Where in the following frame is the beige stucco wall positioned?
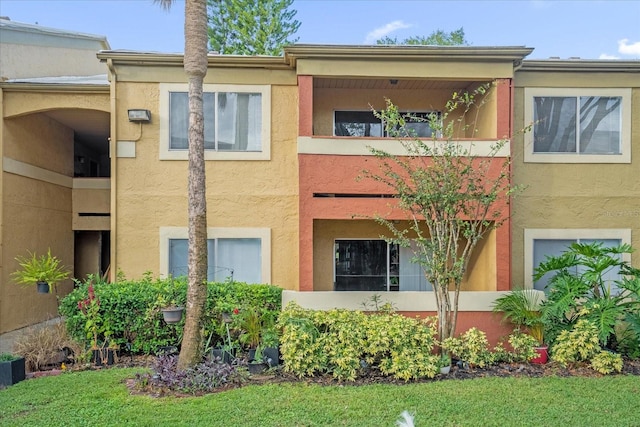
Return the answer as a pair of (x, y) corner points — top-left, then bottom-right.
(2, 92), (110, 118)
(511, 74), (640, 286)
(312, 219), (496, 291)
(1, 113), (74, 333)
(111, 72), (300, 289)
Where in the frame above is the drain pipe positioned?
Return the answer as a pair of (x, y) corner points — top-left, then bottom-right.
(106, 58), (118, 282)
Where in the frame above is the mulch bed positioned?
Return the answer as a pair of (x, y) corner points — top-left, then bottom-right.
(104, 354), (640, 397)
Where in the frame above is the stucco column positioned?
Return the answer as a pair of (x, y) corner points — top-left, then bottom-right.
(298, 215), (314, 291)
(298, 75), (313, 137)
(496, 218), (511, 291)
(495, 78), (511, 139)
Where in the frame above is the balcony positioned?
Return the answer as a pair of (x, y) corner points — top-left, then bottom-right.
(297, 77), (512, 158)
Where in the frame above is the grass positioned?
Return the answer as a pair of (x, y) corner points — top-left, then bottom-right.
(1, 368), (639, 426)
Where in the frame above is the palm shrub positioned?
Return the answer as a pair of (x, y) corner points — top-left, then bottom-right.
(493, 288), (545, 345)
(534, 242), (640, 357)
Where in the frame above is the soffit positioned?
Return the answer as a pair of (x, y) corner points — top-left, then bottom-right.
(314, 78), (475, 90)
(45, 109), (110, 153)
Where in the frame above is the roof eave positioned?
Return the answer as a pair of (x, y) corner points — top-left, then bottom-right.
(284, 44), (535, 66)
(0, 82), (110, 93)
(97, 50), (290, 70)
(521, 59), (640, 72)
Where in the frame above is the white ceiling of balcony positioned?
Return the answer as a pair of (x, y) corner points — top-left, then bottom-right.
(314, 78), (476, 90)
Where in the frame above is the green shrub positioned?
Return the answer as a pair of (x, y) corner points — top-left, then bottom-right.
(496, 330), (538, 363)
(550, 319), (625, 375)
(277, 303), (439, 381)
(551, 319), (602, 366)
(442, 327), (493, 368)
(59, 274), (282, 355)
(590, 351), (623, 374)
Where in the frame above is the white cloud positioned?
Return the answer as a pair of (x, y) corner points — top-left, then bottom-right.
(364, 20), (412, 44)
(618, 39), (640, 56)
(599, 53), (620, 60)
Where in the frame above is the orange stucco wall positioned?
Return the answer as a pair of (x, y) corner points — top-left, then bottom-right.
(406, 311), (515, 346)
(298, 154), (510, 292)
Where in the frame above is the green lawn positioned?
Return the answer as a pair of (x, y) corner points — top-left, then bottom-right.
(1, 368), (639, 426)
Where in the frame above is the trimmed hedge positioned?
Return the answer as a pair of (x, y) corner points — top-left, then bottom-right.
(59, 274), (282, 355)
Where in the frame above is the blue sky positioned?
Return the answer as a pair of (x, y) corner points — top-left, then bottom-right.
(1, 0), (639, 59)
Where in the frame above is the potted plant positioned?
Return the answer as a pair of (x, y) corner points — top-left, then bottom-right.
(239, 307), (262, 351)
(0, 353), (26, 387)
(157, 295), (184, 325)
(493, 288), (547, 363)
(261, 323), (280, 368)
(11, 249), (70, 293)
(210, 309), (238, 365)
(439, 353), (451, 374)
(247, 346), (268, 375)
(156, 278), (185, 325)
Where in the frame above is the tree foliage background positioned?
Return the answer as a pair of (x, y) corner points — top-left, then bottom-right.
(207, 0), (300, 55)
(377, 27), (468, 46)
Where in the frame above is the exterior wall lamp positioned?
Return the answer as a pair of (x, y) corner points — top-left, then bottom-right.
(127, 109), (151, 122)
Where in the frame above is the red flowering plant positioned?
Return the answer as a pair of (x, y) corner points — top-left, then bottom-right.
(77, 283), (111, 349)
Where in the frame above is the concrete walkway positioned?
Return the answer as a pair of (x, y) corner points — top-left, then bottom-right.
(0, 317), (63, 355)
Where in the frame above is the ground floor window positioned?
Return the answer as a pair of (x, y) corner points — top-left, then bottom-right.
(334, 239), (430, 291)
(168, 238), (262, 283)
(528, 231), (628, 292)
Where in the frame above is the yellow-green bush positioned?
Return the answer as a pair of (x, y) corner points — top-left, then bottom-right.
(277, 303), (439, 381)
(442, 327), (493, 368)
(551, 319), (601, 366)
(590, 350), (623, 374)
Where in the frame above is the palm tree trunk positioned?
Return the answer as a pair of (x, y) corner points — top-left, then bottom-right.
(156, 0), (209, 370)
(178, 0), (210, 371)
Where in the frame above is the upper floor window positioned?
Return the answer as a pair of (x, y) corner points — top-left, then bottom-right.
(334, 111), (440, 138)
(524, 88), (631, 163)
(160, 84), (271, 161)
(169, 92), (262, 151)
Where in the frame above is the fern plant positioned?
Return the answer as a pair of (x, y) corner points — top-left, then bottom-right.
(11, 249), (70, 293)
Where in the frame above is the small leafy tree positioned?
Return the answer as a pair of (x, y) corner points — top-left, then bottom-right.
(207, 0), (300, 55)
(360, 84), (522, 345)
(377, 27), (468, 46)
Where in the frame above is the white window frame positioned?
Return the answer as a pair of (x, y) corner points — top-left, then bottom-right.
(159, 83), (271, 161)
(159, 226), (271, 283)
(523, 228), (632, 289)
(523, 88), (631, 163)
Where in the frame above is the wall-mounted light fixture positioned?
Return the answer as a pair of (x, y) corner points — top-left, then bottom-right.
(128, 109), (151, 123)
(389, 79), (398, 85)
